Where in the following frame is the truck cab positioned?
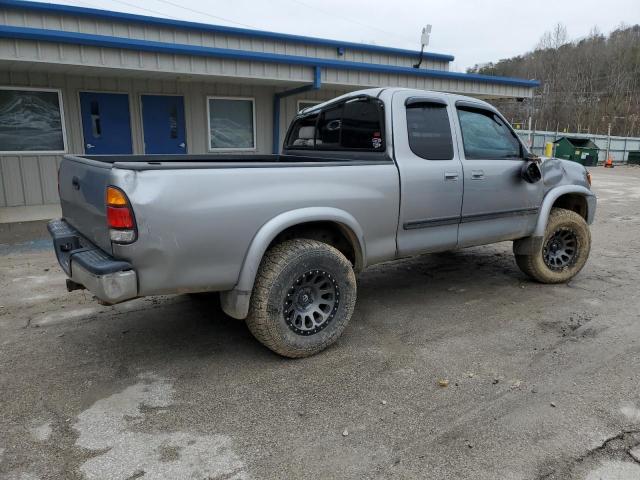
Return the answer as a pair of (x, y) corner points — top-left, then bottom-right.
(284, 88), (594, 257)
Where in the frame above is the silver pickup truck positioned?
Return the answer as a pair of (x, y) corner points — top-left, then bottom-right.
(49, 87), (596, 357)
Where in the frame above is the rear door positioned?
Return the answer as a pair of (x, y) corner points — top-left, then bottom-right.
(393, 91), (464, 256)
(454, 102), (543, 247)
(141, 95), (187, 154)
(79, 92), (132, 154)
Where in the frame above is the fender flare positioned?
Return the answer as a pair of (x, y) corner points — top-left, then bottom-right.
(220, 207), (366, 319)
(533, 185), (596, 238)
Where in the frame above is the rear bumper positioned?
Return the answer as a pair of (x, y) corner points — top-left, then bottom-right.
(47, 219), (138, 304)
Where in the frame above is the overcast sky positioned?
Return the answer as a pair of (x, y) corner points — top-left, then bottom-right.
(49, 0), (640, 71)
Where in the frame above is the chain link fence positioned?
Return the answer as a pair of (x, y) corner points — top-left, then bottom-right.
(514, 130), (640, 163)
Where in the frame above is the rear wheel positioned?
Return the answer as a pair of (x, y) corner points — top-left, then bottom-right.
(246, 239), (357, 358)
(514, 207), (591, 283)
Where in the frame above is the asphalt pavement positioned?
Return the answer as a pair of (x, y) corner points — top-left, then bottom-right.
(1, 167), (640, 480)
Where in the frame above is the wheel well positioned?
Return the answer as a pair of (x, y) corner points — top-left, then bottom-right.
(269, 221), (361, 270)
(552, 193), (588, 220)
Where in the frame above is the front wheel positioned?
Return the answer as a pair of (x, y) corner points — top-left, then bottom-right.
(246, 239), (357, 358)
(514, 207), (591, 283)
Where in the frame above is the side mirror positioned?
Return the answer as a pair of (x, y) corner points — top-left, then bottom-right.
(521, 160), (542, 183)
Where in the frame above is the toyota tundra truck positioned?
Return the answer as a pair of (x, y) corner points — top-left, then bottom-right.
(48, 88), (596, 357)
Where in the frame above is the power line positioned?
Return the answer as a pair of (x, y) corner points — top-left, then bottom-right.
(109, 0), (182, 19)
(151, 0), (260, 29)
(287, 0), (418, 47)
(52, 0), (422, 50)
(61, 0), (257, 27)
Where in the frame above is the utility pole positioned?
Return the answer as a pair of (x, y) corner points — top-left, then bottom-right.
(605, 122), (611, 161)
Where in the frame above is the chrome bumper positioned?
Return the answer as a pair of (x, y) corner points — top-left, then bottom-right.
(71, 263), (137, 304)
(48, 219), (138, 304)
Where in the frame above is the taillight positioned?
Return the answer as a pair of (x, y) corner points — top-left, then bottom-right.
(106, 186), (137, 244)
(107, 206), (134, 228)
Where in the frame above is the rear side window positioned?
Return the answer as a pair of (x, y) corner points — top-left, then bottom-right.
(287, 113), (318, 149)
(317, 105), (342, 149)
(406, 103), (453, 160)
(457, 107), (522, 159)
(286, 98), (384, 152)
(340, 100), (383, 150)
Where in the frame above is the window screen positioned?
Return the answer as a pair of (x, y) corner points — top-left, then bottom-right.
(457, 107), (522, 159)
(208, 98), (255, 149)
(406, 103), (453, 160)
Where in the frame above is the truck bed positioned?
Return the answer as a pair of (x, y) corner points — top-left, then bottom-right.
(70, 152), (391, 169)
(57, 152), (400, 295)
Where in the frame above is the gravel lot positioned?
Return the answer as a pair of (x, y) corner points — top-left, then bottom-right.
(1, 167), (640, 480)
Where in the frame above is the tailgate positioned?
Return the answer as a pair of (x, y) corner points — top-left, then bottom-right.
(58, 156), (113, 253)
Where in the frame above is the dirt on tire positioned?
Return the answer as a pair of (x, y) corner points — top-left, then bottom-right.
(245, 239), (357, 358)
(514, 207), (591, 283)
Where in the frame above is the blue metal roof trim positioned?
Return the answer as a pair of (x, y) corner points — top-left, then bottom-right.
(0, 25), (540, 88)
(1, 0), (455, 62)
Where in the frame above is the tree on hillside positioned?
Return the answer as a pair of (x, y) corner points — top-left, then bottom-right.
(468, 23), (640, 136)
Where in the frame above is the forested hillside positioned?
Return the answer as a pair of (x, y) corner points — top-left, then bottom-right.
(468, 24), (640, 136)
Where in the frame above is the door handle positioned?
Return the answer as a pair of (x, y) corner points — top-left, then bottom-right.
(471, 169), (485, 179)
(444, 172), (459, 180)
(86, 143), (95, 149)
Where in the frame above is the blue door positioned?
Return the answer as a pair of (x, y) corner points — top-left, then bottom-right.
(141, 95), (187, 154)
(79, 92), (133, 154)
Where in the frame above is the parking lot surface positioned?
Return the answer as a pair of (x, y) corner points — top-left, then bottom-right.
(1, 167), (640, 480)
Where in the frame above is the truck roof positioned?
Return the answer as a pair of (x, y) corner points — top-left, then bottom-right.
(298, 87), (495, 115)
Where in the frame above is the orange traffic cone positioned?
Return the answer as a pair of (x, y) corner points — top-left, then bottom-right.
(604, 157), (614, 168)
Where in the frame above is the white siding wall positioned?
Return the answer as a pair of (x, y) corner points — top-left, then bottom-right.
(0, 71), (346, 207)
(0, 6), (535, 208)
(0, 66), (531, 208)
(1, 7), (450, 71)
(0, 36), (532, 98)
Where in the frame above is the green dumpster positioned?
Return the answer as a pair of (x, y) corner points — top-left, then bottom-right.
(629, 151), (640, 165)
(553, 137), (599, 166)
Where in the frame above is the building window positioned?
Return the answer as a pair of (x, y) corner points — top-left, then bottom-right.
(297, 100), (321, 113)
(286, 113), (318, 149)
(207, 96), (256, 150)
(0, 87), (66, 153)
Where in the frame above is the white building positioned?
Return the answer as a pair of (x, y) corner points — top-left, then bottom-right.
(0, 0), (538, 221)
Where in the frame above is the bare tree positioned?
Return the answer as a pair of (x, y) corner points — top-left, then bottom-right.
(467, 23), (640, 137)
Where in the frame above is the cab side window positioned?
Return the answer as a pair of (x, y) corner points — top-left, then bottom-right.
(457, 107), (522, 159)
(406, 102), (453, 160)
